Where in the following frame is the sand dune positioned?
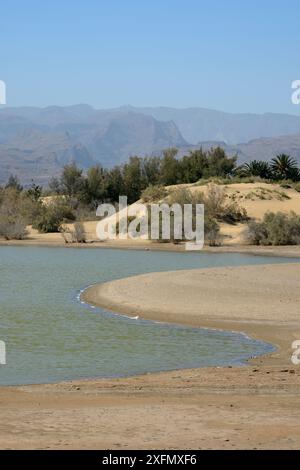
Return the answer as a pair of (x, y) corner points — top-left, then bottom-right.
(1, 181), (300, 249)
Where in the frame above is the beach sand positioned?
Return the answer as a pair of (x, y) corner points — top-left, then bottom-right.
(82, 264), (300, 366)
(0, 263), (300, 449)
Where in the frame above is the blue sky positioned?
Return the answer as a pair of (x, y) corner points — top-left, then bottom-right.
(1, 0), (300, 113)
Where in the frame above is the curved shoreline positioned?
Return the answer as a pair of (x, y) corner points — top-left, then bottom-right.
(1, 263), (300, 449)
(82, 263), (300, 367)
(79, 284), (276, 369)
(1, 237), (300, 258)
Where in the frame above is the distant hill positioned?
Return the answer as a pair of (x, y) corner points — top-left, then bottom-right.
(129, 106), (300, 144)
(186, 133), (300, 166)
(1, 104), (300, 185)
(0, 106), (186, 185)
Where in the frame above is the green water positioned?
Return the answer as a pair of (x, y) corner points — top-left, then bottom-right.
(0, 246), (297, 385)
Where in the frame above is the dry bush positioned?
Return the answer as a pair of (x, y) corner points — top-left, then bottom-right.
(141, 185), (168, 203)
(168, 187), (204, 206)
(245, 211), (300, 246)
(60, 222), (87, 243)
(0, 217), (28, 240)
(205, 217), (222, 246)
(203, 184), (226, 218)
(71, 222), (87, 243)
(168, 184), (247, 224)
(204, 183), (248, 223)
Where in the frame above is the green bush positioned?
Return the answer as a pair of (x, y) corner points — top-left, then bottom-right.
(0, 187), (39, 240)
(168, 184), (247, 225)
(245, 220), (268, 246)
(245, 211), (300, 245)
(293, 182), (300, 193)
(204, 217), (222, 246)
(0, 187), (43, 224)
(33, 201), (75, 233)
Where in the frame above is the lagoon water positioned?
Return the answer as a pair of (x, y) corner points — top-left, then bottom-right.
(0, 246), (297, 385)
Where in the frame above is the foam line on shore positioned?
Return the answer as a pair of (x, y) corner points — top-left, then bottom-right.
(80, 263), (300, 367)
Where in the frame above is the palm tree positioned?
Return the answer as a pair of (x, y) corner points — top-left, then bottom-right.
(270, 154), (299, 181)
(239, 160), (271, 179)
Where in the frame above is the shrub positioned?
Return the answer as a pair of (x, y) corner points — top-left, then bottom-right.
(150, 201), (222, 246)
(205, 217), (222, 246)
(168, 184), (247, 225)
(150, 210), (183, 244)
(33, 201), (75, 233)
(0, 217), (28, 240)
(0, 187), (37, 240)
(195, 176), (267, 186)
(245, 220), (268, 245)
(0, 187), (43, 224)
(273, 190), (290, 200)
(168, 187), (204, 206)
(60, 222), (87, 243)
(245, 211), (300, 245)
(280, 182), (293, 189)
(70, 222), (86, 243)
(204, 184), (248, 223)
(203, 184), (226, 218)
(33, 210), (62, 233)
(141, 185), (168, 203)
(293, 182), (300, 193)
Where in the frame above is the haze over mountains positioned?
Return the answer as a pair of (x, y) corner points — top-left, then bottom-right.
(1, 104), (300, 185)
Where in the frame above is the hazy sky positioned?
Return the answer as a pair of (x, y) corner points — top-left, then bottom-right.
(1, 0), (300, 114)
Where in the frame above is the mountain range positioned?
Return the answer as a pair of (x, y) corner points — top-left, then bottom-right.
(1, 104), (300, 185)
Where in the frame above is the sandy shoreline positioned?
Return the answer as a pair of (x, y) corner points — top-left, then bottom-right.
(1, 262), (300, 449)
(82, 264), (300, 367)
(1, 363), (300, 450)
(2, 236), (300, 259)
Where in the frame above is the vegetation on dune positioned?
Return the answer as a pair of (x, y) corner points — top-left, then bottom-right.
(294, 182), (300, 193)
(167, 185), (247, 223)
(141, 185), (168, 203)
(1, 147), (300, 245)
(245, 212), (300, 246)
(32, 199), (75, 233)
(153, 184), (247, 246)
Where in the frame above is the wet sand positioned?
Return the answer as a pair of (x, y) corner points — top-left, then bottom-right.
(1, 365), (300, 450)
(83, 264), (300, 367)
(0, 263), (300, 449)
(1, 234), (300, 260)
